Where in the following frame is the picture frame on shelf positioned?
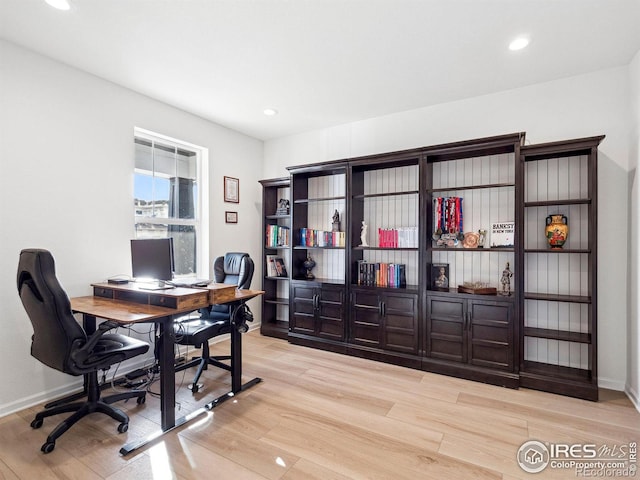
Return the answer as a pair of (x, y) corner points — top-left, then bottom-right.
(225, 211), (238, 223)
(224, 176), (239, 203)
(266, 254), (278, 277)
(490, 221), (514, 248)
(274, 257), (288, 277)
(430, 263), (449, 291)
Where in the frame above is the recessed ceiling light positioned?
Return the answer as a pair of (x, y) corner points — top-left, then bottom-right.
(509, 37), (530, 51)
(263, 108), (278, 116)
(45, 0), (71, 10)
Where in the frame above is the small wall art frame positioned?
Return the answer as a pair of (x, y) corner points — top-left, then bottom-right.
(224, 176), (239, 203)
(225, 211), (238, 224)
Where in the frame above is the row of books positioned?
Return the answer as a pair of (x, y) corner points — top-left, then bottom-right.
(299, 228), (346, 247)
(266, 224), (290, 247)
(377, 227), (418, 248)
(356, 261), (407, 288)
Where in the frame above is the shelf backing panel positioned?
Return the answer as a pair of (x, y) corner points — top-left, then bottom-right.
(430, 249), (515, 290)
(524, 252), (589, 297)
(524, 338), (590, 370)
(524, 154), (589, 203)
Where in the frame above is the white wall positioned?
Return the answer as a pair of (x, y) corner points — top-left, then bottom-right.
(0, 40), (263, 416)
(627, 50), (640, 407)
(264, 65), (633, 391)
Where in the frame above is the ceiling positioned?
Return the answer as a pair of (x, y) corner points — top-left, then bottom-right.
(1, 0), (639, 141)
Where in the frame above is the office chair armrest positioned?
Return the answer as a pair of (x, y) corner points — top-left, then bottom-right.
(70, 320), (122, 366)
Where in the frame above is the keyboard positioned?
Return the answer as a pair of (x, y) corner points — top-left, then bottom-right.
(137, 283), (174, 290)
(171, 279), (211, 288)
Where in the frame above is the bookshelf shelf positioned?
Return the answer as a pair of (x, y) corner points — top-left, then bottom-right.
(427, 181), (515, 193)
(353, 190), (419, 199)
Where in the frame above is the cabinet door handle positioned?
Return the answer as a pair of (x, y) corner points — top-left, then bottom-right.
(314, 294), (319, 310)
(381, 302), (386, 317)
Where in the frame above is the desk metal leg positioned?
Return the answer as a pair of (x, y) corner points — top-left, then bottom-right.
(157, 316), (176, 431)
(120, 315), (208, 456)
(204, 303), (262, 410)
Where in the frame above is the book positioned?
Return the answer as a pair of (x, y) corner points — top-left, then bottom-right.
(491, 221), (515, 248)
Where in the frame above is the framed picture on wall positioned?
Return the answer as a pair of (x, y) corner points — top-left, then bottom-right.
(225, 211), (238, 224)
(224, 176), (239, 203)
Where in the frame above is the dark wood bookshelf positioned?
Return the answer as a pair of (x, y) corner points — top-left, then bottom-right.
(259, 132), (603, 401)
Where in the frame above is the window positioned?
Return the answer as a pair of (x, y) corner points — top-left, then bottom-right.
(133, 128), (209, 277)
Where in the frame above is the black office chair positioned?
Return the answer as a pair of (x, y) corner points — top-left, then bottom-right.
(17, 249), (150, 453)
(174, 252), (254, 393)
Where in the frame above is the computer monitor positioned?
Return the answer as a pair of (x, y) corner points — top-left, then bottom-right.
(130, 238), (174, 282)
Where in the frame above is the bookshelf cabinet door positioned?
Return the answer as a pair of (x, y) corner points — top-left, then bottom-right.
(317, 285), (345, 341)
(427, 295), (466, 363)
(291, 283), (316, 335)
(468, 300), (514, 371)
(350, 289), (382, 348)
(381, 292), (418, 354)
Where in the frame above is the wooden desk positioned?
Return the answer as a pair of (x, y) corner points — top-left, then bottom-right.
(70, 283), (264, 455)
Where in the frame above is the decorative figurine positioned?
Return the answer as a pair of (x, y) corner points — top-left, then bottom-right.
(303, 254), (316, 280)
(545, 214), (569, 249)
(332, 209), (341, 232)
(477, 229), (486, 248)
(500, 262), (513, 296)
(359, 221), (369, 247)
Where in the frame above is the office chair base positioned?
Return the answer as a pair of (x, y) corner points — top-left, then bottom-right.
(176, 355), (232, 393)
(32, 398), (134, 453)
(188, 382), (204, 393)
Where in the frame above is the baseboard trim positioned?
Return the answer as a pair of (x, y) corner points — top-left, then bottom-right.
(0, 357), (151, 419)
(625, 384), (640, 414)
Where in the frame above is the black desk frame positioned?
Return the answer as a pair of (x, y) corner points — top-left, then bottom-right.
(67, 297), (261, 455)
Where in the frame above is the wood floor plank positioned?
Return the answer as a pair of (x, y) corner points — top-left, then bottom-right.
(457, 392), (640, 443)
(387, 397), (529, 446)
(0, 459), (20, 480)
(255, 379), (443, 452)
(281, 458), (353, 480)
(259, 401), (499, 480)
(178, 409), (299, 480)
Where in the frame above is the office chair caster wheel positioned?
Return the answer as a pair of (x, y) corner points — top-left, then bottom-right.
(117, 423), (129, 433)
(136, 395), (146, 405)
(31, 418), (43, 429)
(41, 441), (55, 454)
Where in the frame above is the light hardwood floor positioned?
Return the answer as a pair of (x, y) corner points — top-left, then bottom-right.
(1, 331), (638, 479)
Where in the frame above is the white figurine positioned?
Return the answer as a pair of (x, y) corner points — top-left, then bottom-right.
(360, 221), (369, 247)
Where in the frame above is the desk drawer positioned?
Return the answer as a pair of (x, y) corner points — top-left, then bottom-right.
(94, 287), (114, 299)
(150, 295), (178, 309)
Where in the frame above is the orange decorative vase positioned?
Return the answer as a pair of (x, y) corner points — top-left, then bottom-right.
(545, 214), (568, 249)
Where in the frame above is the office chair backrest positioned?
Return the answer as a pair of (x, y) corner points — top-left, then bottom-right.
(213, 252), (254, 290)
(17, 249), (86, 374)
